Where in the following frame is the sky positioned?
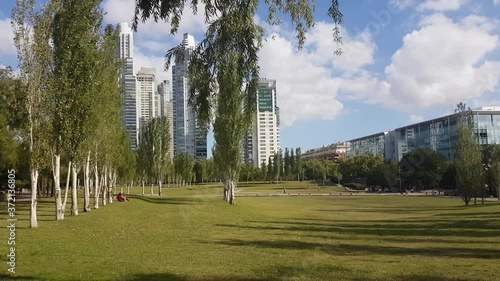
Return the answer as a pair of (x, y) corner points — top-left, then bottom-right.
(1, 0), (500, 154)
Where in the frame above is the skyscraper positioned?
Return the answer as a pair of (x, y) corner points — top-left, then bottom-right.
(118, 22), (138, 149)
(244, 78), (280, 167)
(136, 67), (157, 138)
(172, 33), (207, 160)
(157, 80), (174, 159)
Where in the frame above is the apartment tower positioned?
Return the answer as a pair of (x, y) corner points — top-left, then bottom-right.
(118, 22), (138, 149)
(172, 33), (207, 160)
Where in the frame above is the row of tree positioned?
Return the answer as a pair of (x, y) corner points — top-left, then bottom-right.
(9, 0), (134, 228)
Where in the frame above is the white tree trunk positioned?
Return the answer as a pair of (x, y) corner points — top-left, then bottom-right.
(30, 169), (39, 228)
(53, 154), (63, 220)
(127, 183), (130, 194)
(108, 168), (113, 204)
(84, 151), (91, 212)
(94, 163), (100, 209)
(62, 161), (71, 219)
(71, 162), (79, 216)
(142, 180), (145, 195)
(229, 180), (236, 205)
(102, 165), (107, 206)
(159, 180), (162, 196)
(223, 181), (228, 202)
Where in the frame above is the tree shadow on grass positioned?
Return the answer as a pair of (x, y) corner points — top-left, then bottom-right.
(0, 274), (37, 280)
(216, 218), (500, 238)
(350, 274), (479, 281)
(211, 239), (500, 259)
(122, 272), (280, 281)
(322, 204), (497, 214)
(127, 195), (205, 205)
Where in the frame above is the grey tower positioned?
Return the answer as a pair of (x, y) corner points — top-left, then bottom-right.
(172, 33), (207, 160)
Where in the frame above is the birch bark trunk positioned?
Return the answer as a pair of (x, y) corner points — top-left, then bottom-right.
(94, 163), (100, 209)
(159, 180), (162, 196)
(230, 180), (236, 205)
(108, 168), (113, 204)
(61, 161), (71, 219)
(84, 151), (91, 212)
(102, 165), (107, 206)
(71, 162), (79, 216)
(30, 169), (39, 228)
(53, 154), (63, 220)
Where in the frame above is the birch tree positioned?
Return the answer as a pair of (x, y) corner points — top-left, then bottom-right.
(137, 117), (171, 195)
(13, 0), (55, 227)
(133, 1), (342, 204)
(51, 0), (104, 216)
(211, 52), (252, 204)
(454, 103), (484, 206)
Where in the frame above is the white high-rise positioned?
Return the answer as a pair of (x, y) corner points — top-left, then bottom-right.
(136, 67), (157, 138)
(244, 78), (280, 167)
(172, 33), (207, 160)
(157, 80), (174, 159)
(118, 22), (138, 149)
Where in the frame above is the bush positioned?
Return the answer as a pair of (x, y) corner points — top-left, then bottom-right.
(344, 182), (368, 190)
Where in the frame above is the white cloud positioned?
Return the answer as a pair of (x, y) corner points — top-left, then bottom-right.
(409, 114), (425, 123)
(259, 34), (343, 127)
(134, 47), (171, 84)
(391, 0), (469, 11)
(417, 0), (469, 11)
(379, 14), (500, 110)
(305, 24), (375, 73)
(258, 23), (379, 127)
(0, 19), (16, 57)
(494, 0), (500, 5)
(390, 0), (417, 10)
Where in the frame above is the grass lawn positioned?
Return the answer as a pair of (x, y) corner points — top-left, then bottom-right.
(125, 181), (347, 196)
(1, 192), (499, 281)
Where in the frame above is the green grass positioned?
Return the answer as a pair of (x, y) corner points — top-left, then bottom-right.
(1, 192), (499, 281)
(124, 181), (347, 196)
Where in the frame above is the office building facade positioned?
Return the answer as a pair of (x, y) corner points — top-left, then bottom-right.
(345, 106), (500, 162)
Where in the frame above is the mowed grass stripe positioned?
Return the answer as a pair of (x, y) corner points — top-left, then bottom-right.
(1, 193), (499, 281)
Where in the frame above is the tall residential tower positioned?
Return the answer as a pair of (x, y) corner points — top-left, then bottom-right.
(157, 80), (174, 159)
(172, 33), (207, 160)
(136, 67), (157, 138)
(118, 22), (138, 149)
(244, 78), (280, 167)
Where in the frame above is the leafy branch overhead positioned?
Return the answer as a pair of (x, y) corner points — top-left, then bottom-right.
(133, 0), (342, 49)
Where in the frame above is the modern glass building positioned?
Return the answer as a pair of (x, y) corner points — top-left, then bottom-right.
(347, 132), (387, 158)
(346, 106), (500, 162)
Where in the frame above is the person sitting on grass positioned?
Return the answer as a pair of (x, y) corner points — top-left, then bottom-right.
(116, 193), (130, 202)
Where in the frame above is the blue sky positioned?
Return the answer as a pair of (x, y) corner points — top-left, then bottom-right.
(1, 0), (500, 153)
